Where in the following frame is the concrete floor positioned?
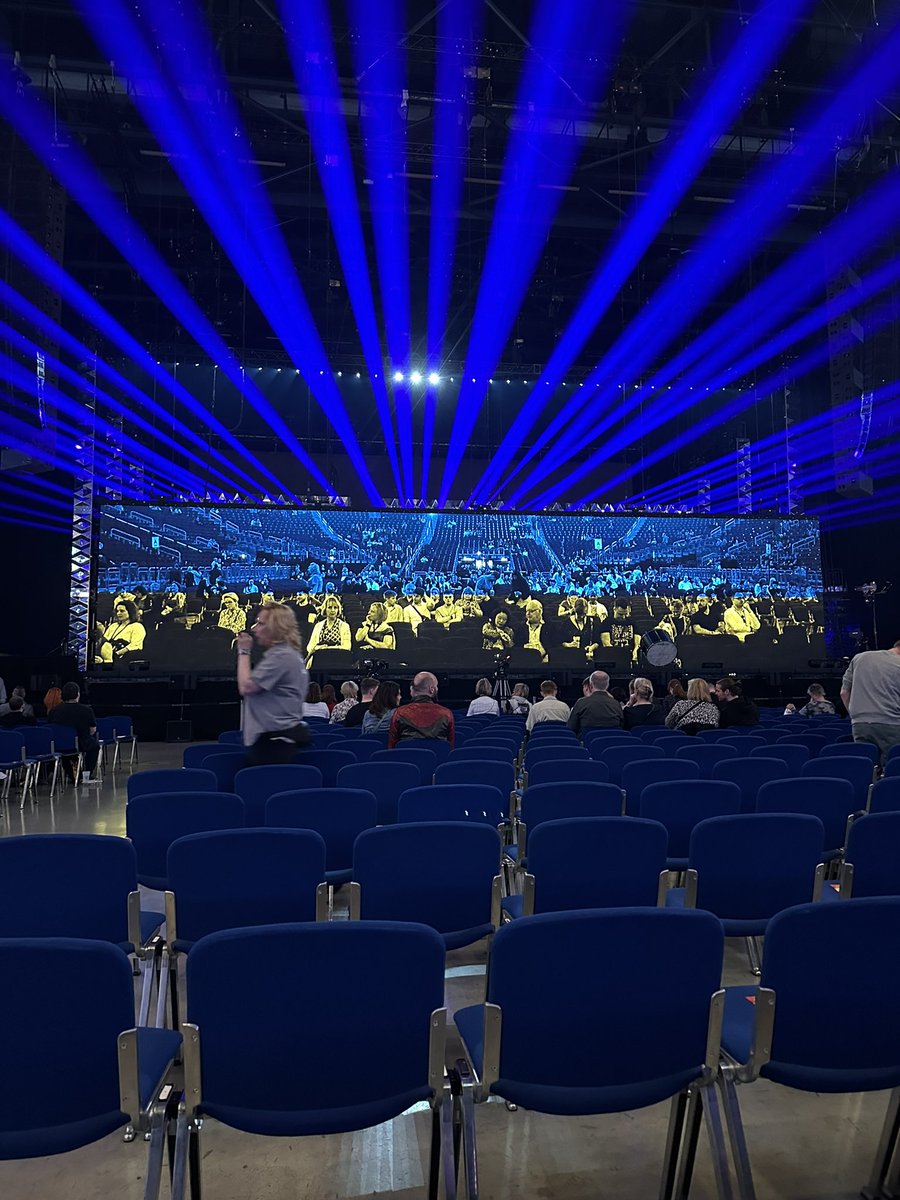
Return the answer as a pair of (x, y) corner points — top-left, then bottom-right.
(0, 742), (891, 1199)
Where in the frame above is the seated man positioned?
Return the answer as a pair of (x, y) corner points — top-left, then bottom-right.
(567, 670), (623, 734)
(714, 677), (760, 727)
(526, 680), (571, 731)
(388, 672), (455, 747)
(784, 683), (836, 717)
(49, 682), (102, 784)
(0, 696), (37, 728)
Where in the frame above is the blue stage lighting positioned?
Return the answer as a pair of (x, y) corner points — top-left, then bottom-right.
(410, 371), (423, 385)
(394, 371), (405, 383)
(428, 372), (441, 386)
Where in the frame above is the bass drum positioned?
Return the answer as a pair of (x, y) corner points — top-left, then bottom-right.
(640, 628), (677, 666)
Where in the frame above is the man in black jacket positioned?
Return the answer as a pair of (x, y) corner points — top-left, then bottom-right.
(714, 677), (759, 727)
(567, 670), (623, 734)
(50, 682), (102, 784)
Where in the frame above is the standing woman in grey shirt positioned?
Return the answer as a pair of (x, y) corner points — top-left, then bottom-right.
(236, 603), (309, 765)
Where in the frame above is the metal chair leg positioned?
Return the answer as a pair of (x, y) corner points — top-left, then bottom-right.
(862, 1087), (900, 1200)
(660, 1090), (691, 1200)
(745, 937), (762, 976)
(671, 1085), (702, 1199)
(188, 1119), (203, 1200)
(717, 1068), (757, 1200)
(700, 1084), (736, 1200)
(453, 1059), (479, 1200)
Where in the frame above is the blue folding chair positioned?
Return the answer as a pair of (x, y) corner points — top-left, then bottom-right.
(585, 734), (637, 759)
(344, 738), (386, 761)
(337, 760), (420, 825)
(829, 810), (900, 899)
(0, 939), (180, 1163)
(107, 714), (138, 767)
(695, 728), (731, 742)
(820, 741), (880, 768)
(581, 728), (631, 746)
(234, 764), (324, 825)
(512, 781), (624, 865)
(182, 744), (240, 770)
(199, 750), (249, 793)
(452, 908), (730, 1198)
(165, 829), (329, 952)
(450, 743), (516, 765)
(528, 723), (575, 739)
(397, 784), (507, 827)
(597, 743), (666, 787)
(716, 898), (900, 1200)
(869, 776), (900, 814)
(749, 741), (809, 774)
(265, 787), (377, 886)
(217, 730), (243, 745)
(719, 735), (767, 755)
(523, 745), (588, 782)
(674, 743), (739, 779)
(886, 758), (900, 779)
(504, 816), (669, 919)
(391, 738), (454, 765)
(711, 757), (790, 814)
(526, 757), (610, 788)
(756, 777), (856, 859)
(291, 748), (357, 787)
(127, 768), (218, 802)
(0, 729), (27, 804)
(642, 729), (689, 745)
(125, 792), (245, 890)
(669, 813), (825, 974)
(776, 732), (827, 758)
(350, 822), (502, 951)
(435, 759), (516, 816)
(800, 755), (874, 810)
(172, 923), (451, 1199)
(620, 758), (699, 816)
(639, 780), (742, 870)
(19, 727), (60, 800)
(372, 745), (440, 782)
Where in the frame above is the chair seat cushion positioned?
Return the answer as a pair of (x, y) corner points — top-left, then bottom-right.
(200, 1087), (432, 1136)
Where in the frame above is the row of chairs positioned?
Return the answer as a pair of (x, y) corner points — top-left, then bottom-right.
(8, 900), (900, 1198)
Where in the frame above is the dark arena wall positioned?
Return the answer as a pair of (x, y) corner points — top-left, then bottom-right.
(92, 505), (825, 676)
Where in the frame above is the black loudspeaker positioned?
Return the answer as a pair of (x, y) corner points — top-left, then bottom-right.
(166, 720), (193, 742)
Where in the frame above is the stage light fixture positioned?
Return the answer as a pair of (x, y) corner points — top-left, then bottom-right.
(393, 370), (404, 383)
(410, 371), (422, 384)
(428, 372), (440, 385)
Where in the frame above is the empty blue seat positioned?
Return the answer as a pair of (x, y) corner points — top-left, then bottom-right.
(711, 757), (789, 814)
(674, 742), (739, 779)
(200, 749), (250, 793)
(397, 784), (507, 826)
(597, 743), (666, 787)
(830, 811), (900, 899)
(776, 732), (827, 758)
(453, 908), (727, 1196)
(265, 788), (377, 886)
(183, 744), (238, 770)
(291, 749), (357, 788)
(869, 777), (900, 814)
(620, 758), (699, 816)
(351, 822), (502, 950)
(820, 741), (880, 768)
(125, 792), (245, 890)
(749, 742), (809, 774)
(127, 768), (218, 802)
(800, 755), (873, 810)
(336, 760), (420, 825)
(217, 730), (243, 745)
(526, 758), (610, 788)
(234, 764), (324, 825)
(166, 828), (328, 951)
(372, 746), (438, 783)
(639, 780), (742, 870)
(756, 777), (856, 857)
(435, 760), (516, 813)
(513, 781), (624, 864)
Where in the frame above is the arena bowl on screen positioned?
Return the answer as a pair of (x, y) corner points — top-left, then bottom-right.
(91, 506), (825, 675)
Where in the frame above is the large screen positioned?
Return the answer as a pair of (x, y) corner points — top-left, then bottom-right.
(92, 506), (825, 675)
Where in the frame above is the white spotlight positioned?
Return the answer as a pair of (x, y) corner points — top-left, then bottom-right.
(393, 370), (404, 382)
(410, 370), (422, 384)
(428, 372), (440, 385)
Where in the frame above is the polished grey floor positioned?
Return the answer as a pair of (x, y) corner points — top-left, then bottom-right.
(0, 743), (890, 1199)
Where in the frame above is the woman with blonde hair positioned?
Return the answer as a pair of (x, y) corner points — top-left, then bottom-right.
(508, 681), (531, 716)
(664, 677), (720, 733)
(236, 602), (308, 764)
(623, 677), (664, 730)
(330, 680), (360, 724)
(467, 677), (500, 716)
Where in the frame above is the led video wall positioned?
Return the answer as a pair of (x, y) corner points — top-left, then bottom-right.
(92, 505), (825, 674)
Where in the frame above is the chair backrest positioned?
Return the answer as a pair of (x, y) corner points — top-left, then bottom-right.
(125, 792), (245, 889)
(527, 818), (668, 912)
(480, 908), (724, 1111)
(0, 729), (26, 764)
(673, 743), (739, 778)
(352, 822), (501, 949)
(234, 765), (324, 825)
(0, 938), (138, 1155)
(528, 724), (575, 739)
(373, 745), (440, 782)
(711, 757), (790, 814)
(127, 768), (218, 801)
(435, 759), (515, 805)
(639, 781), (742, 860)
(800, 757), (873, 809)
(869, 777), (900, 815)
(450, 743), (515, 765)
(520, 781), (624, 828)
(758, 898), (900, 1092)
(719, 735), (767, 754)
(582, 728), (633, 745)
(336, 761), (421, 825)
(200, 750), (251, 792)
(776, 733), (827, 757)
(586, 735), (639, 760)
(20, 728), (55, 757)
(95, 717), (116, 742)
(620, 759), (699, 815)
(217, 730), (244, 745)
(344, 738), (385, 761)
(750, 742), (809, 774)
(885, 758), (900, 779)
(524, 745), (589, 771)
(44, 724), (77, 753)
(756, 776), (856, 852)
(108, 715), (134, 739)
(843, 813), (900, 898)
(292, 749), (357, 788)
(526, 758), (610, 788)
(641, 730), (687, 745)
(0, 835), (136, 944)
(694, 728), (730, 742)
(820, 741), (880, 767)
(265, 788), (377, 875)
(182, 744), (239, 770)
(167, 829), (327, 944)
(397, 784), (506, 826)
(689, 813), (825, 921)
(185, 922), (446, 1131)
(597, 744), (666, 786)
